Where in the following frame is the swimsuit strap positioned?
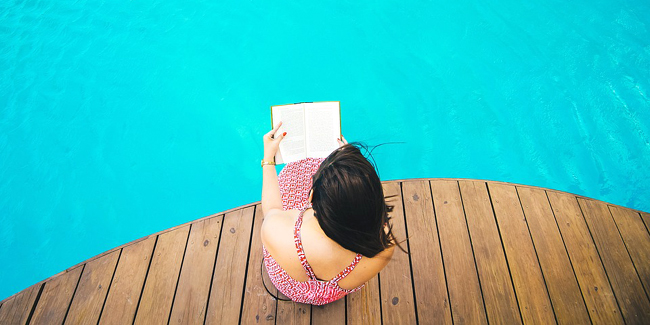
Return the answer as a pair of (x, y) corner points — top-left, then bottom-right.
(294, 203), (363, 284)
(331, 253), (363, 284)
(294, 205), (318, 280)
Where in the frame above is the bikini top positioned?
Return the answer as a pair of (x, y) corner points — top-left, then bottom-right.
(263, 205), (365, 305)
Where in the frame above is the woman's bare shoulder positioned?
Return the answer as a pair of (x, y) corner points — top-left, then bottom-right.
(337, 245), (395, 289)
(260, 209), (297, 249)
(377, 244), (396, 260)
(364, 245), (395, 269)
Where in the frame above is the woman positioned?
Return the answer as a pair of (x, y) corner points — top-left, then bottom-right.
(260, 122), (396, 305)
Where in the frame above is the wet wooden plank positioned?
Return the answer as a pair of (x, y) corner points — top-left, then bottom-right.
(347, 275), (381, 325)
(401, 181), (452, 324)
(64, 250), (120, 324)
(459, 180), (521, 324)
(379, 182), (417, 324)
(169, 216), (223, 324)
(204, 206), (255, 324)
(578, 198), (650, 323)
(312, 297), (345, 325)
(241, 205), (278, 324)
(431, 180), (487, 324)
(545, 192), (623, 324)
(30, 266), (83, 325)
(98, 236), (156, 325)
(134, 225), (190, 325)
(517, 187), (590, 324)
(609, 206), (650, 298)
(488, 183), (555, 324)
(0, 283), (42, 325)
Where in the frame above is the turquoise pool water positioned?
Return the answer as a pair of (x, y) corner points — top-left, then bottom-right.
(1, 0), (649, 300)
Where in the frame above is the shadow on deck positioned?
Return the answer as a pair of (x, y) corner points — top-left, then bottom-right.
(1, 179), (649, 324)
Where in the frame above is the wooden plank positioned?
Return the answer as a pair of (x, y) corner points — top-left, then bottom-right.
(458, 181), (521, 324)
(98, 236), (156, 325)
(430, 180), (487, 324)
(379, 182), (417, 324)
(64, 250), (120, 324)
(578, 198), (650, 323)
(641, 212), (650, 234)
(204, 206), (255, 324)
(538, 191), (625, 324)
(276, 300), (311, 325)
(29, 266), (83, 325)
(169, 216), (223, 324)
(241, 205), (277, 324)
(312, 297), (345, 325)
(609, 206), (650, 297)
(517, 187), (591, 324)
(0, 283), (42, 324)
(347, 275), (381, 325)
(488, 182), (555, 324)
(134, 225), (190, 325)
(401, 181), (452, 324)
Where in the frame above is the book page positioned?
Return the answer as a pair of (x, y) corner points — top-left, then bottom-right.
(271, 103), (306, 164)
(304, 102), (341, 158)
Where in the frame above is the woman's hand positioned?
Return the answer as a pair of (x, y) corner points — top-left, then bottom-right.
(337, 135), (348, 147)
(263, 122), (286, 161)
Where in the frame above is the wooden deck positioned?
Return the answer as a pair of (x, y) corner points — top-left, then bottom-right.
(1, 179), (650, 324)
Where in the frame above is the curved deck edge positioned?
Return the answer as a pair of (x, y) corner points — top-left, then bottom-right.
(385, 177), (648, 214)
(1, 178), (647, 306)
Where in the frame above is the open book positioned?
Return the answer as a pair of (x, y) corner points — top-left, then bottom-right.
(271, 101), (341, 164)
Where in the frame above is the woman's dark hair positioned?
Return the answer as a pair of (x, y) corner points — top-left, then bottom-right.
(311, 143), (397, 257)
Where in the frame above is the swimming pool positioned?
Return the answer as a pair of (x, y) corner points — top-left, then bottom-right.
(1, 0), (649, 300)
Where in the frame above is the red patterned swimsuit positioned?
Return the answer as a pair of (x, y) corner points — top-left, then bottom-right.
(263, 158), (365, 305)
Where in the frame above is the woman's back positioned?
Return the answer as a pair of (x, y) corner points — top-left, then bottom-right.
(262, 207), (394, 291)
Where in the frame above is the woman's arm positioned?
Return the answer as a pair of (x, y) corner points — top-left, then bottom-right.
(262, 163), (282, 215)
(261, 122), (286, 216)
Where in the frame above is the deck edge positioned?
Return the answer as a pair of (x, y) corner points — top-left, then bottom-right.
(2, 178), (647, 305)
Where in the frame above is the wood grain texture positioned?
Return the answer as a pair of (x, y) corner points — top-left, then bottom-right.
(458, 180), (521, 324)
(30, 266), (83, 325)
(275, 300), (311, 325)
(204, 206), (255, 325)
(64, 250), (120, 325)
(546, 192), (623, 324)
(134, 225), (190, 325)
(578, 198), (650, 324)
(312, 297), (345, 325)
(98, 236), (156, 325)
(380, 182), (417, 324)
(609, 206), (650, 299)
(347, 275), (381, 325)
(641, 213), (650, 234)
(431, 180), (487, 324)
(488, 182), (555, 324)
(517, 187), (590, 324)
(401, 180), (452, 325)
(241, 206), (277, 324)
(169, 216), (223, 324)
(5, 179), (649, 324)
(0, 283), (42, 325)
